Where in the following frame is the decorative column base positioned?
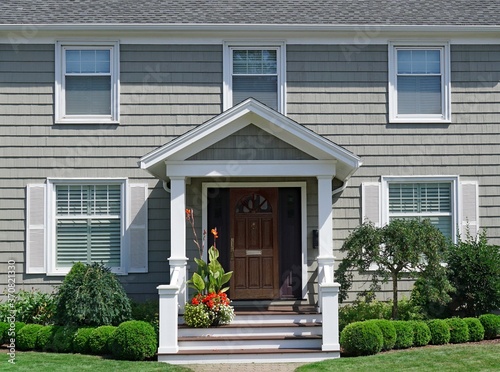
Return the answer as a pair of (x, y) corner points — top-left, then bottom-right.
(157, 284), (180, 354)
(168, 257), (188, 313)
(319, 282), (341, 351)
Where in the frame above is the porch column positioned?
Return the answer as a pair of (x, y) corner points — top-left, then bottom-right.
(317, 175), (341, 351)
(169, 176), (188, 310)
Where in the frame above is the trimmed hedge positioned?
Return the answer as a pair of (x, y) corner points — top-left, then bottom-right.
(36, 325), (59, 351)
(365, 319), (396, 351)
(53, 326), (78, 353)
(464, 318), (485, 342)
(409, 320), (431, 347)
(479, 314), (500, 340)
(445, 318), (469, 344)
(89, 325), (116, 355)
(427, 319), (451, 345)
(0, 322), (9, 344)
(17, 324), (44, 350)
(340, 321), (384, 356)
(110, 320), (157, 361)
(392, 321), (414, 349)
(73, 327), (95, 354)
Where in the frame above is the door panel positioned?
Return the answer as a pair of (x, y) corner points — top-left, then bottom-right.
(230, 188), (279, 299)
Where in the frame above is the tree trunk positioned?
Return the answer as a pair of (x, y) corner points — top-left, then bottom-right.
(392, 272), (398, 319)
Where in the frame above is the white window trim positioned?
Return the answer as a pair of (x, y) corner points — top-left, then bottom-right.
(381, 176), (459, 243)
(223, 41), (286, 114)
(46, 178), (128, 276)
(388, 41), (451, 123)
(55, 41), (120, 124)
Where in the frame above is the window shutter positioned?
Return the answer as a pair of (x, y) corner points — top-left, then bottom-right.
(26, 184), (46, 273)
(128, 183), (148, 273)
(460, 180), (479, 239)
(362, 182), (381, 227)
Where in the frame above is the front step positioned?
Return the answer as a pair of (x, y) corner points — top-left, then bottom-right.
(157, 308), (340, 364)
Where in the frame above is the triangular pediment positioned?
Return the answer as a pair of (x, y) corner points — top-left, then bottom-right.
(139, 99), (361, 180)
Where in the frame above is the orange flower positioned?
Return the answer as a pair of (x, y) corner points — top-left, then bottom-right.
(211, 227), (218, 239)
(185, 208), (191, 220)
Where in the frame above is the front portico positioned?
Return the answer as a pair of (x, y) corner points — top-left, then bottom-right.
(139, 98), (362, 360)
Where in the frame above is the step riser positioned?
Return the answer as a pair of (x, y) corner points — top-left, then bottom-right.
(179, 338), (322, 350)
(179, 326), (322, 338)
(180, 314), (321, 325)
(158, 351), (340, 364)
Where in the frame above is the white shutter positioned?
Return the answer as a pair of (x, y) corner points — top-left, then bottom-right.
(362, 182), (381, 227)
(127, 183), (148, 273)
(460, 180), (479, 239)
(26, 184), (46, 273)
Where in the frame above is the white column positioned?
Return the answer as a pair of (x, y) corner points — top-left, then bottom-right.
(317, 176), (340, 352)
(157, 284), (180, 354)
(169, 177), (188, 310)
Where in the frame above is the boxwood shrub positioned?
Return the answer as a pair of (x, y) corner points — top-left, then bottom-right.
(110, 320), (157, 361)
(365, 319), (396, 351)
(445, 318), (469, 344)
(340, 321), (383, 356)
(392, 321), (413, 349)
(463, 318), (485, 342)
(36, 325), (59, 351)
(479, 314), (500, 340)
(53, 325), (78, 353)
(427, 319), (451, 345)
(0, 321), (9, 344)
(73, 327), (95, 354)
(89, 325), (116, 355)
(17, 324), (44, 350)
(409, 320), (431, 347)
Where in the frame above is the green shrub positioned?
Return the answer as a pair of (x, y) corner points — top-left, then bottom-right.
(0, 289), (56, 325)
(409, 321), (431, 347)
(16, 324), (44, 350)
(110, 320), (157, 361)
(479, 314), (500, 340)
(446, 231), (500, 317)
(463, 318), (485, 342)
(445, 318), (469, 344)
(0, 321), (10, 344)
(52, 326), (77, 353)
(339, 299), (392, 331)
(55, 262), (132, 327)
(392, 321), (413, 349)
(89, 325), (116, 355)
(365, 319), (396, 351)
(427, 319), (451, 345)
(131, 300), (159, 337)
(340, 321), (383, 356)
(36, 325), (59, 351)
(73, 327), (95, 354)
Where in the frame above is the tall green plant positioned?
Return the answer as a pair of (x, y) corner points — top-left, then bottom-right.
(54, 262), (131, 327)
(336, 219), (451, 319)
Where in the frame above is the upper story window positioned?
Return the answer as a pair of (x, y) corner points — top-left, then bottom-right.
(55, 41), (119, 123)
(389, 42), (450, 123)
(224, 42), (285, 113)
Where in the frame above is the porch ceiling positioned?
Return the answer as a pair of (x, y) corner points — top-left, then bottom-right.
(139, 98), (362, 181)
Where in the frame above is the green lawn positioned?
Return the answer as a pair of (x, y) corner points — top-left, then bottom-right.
(297, 342), (500, 372)
(0, 351), (192, 372)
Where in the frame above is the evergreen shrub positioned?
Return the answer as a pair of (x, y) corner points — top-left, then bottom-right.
(52, 325), (77, 353)
(36, 325), (59, 351)
(427, 319), (451, 345)
(463, 318), (484, 342)
(479, 314), (500, 339)
(110, 320), (157, 361)
(408, 320), (431, 347)
(392, 321), (413, 349)
(16, 324), (44, 350)
(445, 318), (469, 344)
(89, 325), (116, 355)
(73, 327), (95, 354)
(365, 319), (396, 351)
(340, 321), (383, 356)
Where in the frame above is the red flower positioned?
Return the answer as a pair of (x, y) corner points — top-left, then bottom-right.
(211, 227), (218, 239)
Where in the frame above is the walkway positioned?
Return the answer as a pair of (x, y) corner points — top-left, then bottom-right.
(185, 362), (307, 372)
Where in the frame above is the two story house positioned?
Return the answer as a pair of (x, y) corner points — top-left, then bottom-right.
(1, 0), (498, 364)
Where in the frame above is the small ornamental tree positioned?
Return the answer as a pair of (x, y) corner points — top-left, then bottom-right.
(336, 219), (452, 319)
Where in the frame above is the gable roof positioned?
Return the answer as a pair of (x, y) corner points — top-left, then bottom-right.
(1, 0), (500, 27)
(139, 98), (362, 181)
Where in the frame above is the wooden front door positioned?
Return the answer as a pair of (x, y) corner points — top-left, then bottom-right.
(229, 188), (279, 299)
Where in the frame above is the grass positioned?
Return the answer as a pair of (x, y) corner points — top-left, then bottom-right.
(297, 342), (500, 372)
(0, 351), (192, 372)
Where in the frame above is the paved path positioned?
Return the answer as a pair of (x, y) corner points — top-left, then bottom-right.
(185, 363), (307, 372)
